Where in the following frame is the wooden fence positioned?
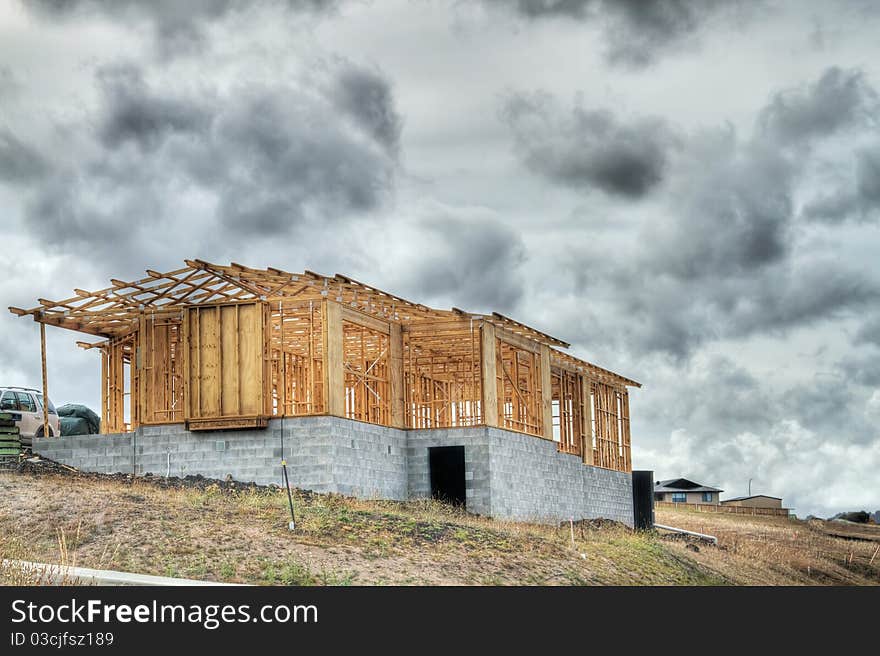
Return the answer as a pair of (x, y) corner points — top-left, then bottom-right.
(655, 501), (791, 517)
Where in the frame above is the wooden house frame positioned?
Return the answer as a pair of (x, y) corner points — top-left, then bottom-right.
(9, 259), (640, 472)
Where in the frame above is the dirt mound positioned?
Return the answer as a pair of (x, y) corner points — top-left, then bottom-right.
(15, 455), (283, 496)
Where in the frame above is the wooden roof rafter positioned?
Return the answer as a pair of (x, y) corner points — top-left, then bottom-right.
(550, 348), (641, 389)
(8, 262), (263, 337)
(7, 259), (641, 387)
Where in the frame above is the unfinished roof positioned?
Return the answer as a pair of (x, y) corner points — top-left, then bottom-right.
(8, 259), (640, 388)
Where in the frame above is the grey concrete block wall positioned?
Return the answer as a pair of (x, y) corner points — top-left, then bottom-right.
(34, 417), (409, 498)
(407, 427), (493, 516)
(33, 417), (633, 525)
(485, 427), (632, 525)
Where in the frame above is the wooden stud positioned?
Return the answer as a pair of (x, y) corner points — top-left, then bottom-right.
(40, 322), (50, 438)
(390, 322), (404, 428)
(324, 300), (345, 417)
(540, 345), (552, 441)
(480, 323), (498, 427)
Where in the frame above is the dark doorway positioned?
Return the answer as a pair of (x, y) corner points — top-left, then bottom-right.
(429, 446), (466, 507)
(632, 470), (655, 530)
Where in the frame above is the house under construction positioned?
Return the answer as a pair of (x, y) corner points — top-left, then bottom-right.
(10, 260), (640, 523)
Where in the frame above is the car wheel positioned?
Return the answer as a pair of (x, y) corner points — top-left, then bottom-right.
(34, 425), (53, 438)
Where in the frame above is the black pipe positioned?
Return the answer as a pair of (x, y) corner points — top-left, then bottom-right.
(280, 416), (295, 530)
(282, 460), (296, 530)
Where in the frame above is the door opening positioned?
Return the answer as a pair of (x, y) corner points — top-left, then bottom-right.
(429, 446), (466, 507)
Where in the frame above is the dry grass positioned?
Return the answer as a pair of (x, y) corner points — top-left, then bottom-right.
(2, 470), (876, 586)
(0, 470), (727, 586)
(655, 507), (880, 585)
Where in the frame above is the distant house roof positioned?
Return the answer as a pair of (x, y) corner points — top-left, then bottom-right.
(721, 495), (782, 503)
(654, 478), (723, 494)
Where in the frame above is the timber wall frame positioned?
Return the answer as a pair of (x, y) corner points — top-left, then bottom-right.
(10, 259), (641, 473)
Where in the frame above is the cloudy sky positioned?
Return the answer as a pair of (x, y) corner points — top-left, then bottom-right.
(1, 0), (878, 517)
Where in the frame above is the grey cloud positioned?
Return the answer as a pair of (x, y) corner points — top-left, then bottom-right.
(781, 373), (878, 443)
(25, 0), (342, 57)
(803, 146), (880, 223)
(0, 128), (49, 184)
(487, 0), (757, 69)
(96, 65), (214, 150)
(501, 92), (677, 198)
(840, 350), (880, 387)
(649, 133), (793, 280)
(635, 354), (880, 516)
(503, 0), (593, 19)
(21, 59), (400, 257)
(854, 312), (880, 349)
(724, 260), (878, 337)
(209, 81), (395, 231)
(539, 67), (880, 360)
(333, 65), (402, 157)
(557, 252), (875, 361)
(758, 67), (877, 147)
(405, 217), (526, 313)
(25, 170), (162, 254)
(0, 67), (20, 99)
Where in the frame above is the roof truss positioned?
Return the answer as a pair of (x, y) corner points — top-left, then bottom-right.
(8, 258), (640, 387)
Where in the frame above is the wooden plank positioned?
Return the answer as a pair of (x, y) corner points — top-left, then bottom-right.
(480, 323), (498, 427)
(186, 416), (268, 431)
(389, 322), (405, 428)
(100, 350), (108, 434)
(238, 303), (262, 416)
(199, 306), (220, 417)
(40, 322), (50, 438)
(325, 300), (345, 417)
(220, 304), (240, 416)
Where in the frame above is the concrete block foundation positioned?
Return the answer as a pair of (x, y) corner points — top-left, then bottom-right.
(33, 417), (633, 525)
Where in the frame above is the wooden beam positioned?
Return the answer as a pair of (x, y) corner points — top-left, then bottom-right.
(341, 305), (391, 335)
(540, 344), (552, 441)
(324, 300), (345, 417)
(40, 322), (50, 438)
(582, 375), (594, 466)
(480, 323), (498, 427)
(389, 322), (404, 428)
(494, 324), (541, 354)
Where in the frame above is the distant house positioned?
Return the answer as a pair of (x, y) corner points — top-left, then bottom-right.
(654, 478), (722, 505)
(721, 495), (783, 509)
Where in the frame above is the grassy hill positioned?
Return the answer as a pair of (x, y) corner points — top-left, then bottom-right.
(1, 466), (877, 586)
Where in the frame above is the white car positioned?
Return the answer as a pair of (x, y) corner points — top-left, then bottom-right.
(0, 386), (60, 446)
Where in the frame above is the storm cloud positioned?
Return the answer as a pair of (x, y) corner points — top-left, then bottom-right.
(758, 67), (877, 147)
(539, 66), (880, 360)
(25, 0), (342, 56)
(485, 0), (758, 68)
(0, 128), (49, 184)
(803, 145), (880, 223)
(400, 212), (527, 313)
(501, 92), (677, 198)
(95, 65), (214, 150)
(16, 58), (401, 259)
